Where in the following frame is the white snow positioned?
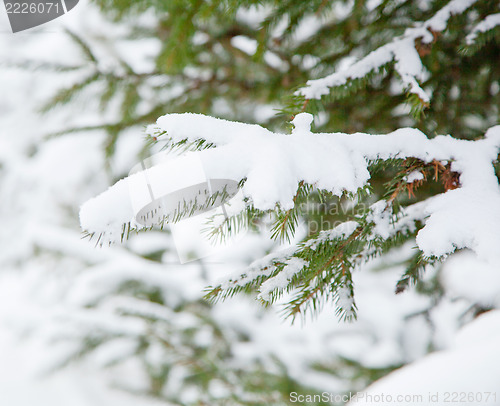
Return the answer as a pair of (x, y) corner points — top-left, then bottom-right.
(230, 35), (258, 55)
(350, 310), (500, 405)
(466, 13), (500, 44)
(405, 170), (424, 183)
(367, 200), (394, 240)
(423, 0), (478, 32)
(441, 251), (500, 308)
(258, 257), (308, 301)
(304, 221), (359, 250)
(79, 177), (135, 241)
(336, 285), (356, 319)
(217, 246), (297, 290)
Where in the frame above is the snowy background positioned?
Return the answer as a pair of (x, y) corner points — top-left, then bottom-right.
(0, 1), (499, 405)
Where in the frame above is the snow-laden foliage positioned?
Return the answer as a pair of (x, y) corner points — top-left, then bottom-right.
(3, 0), (500, 404)
(299, 0), (479, 104)
(466, 12), (500, 44)
(80, 112), (500, 319)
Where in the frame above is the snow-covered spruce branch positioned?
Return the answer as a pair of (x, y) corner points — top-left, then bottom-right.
(151, 112), (500, 261)
(206, 199), (430, 320)
(81, 112), (500, 317)
(465, 12), (500, 45)
(206, 221), (364, 321)
(461, 12), (500, 55)
(297, 0), (480, 104)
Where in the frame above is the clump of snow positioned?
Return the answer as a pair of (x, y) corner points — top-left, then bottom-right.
(404, 170), (424, 183)
(423, 0), (478, 32)
(466, 13), (500, 44)
(79, 177), (136, 242)
(230, 35), (258, 55)
(217, 247), (297, 290)
(367, 201), (394, 240)
(441, 251), (500, 308)
(304, 221), (359, 250)
(235, 4), (272, 29)
(291, 111), (314, 133)
(258, 257), (308, 301)
(299, 38), (429, 101)
(336, 285), (356, 319)
(416, 126), (500, 263)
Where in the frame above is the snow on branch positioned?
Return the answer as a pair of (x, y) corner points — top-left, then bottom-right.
(209, 198), (429, 310)
(81, 112), (500, 265)
(298, 0), (479, 102)
(465, 12), (500, 45)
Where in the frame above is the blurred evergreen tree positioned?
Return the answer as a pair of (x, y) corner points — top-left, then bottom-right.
(34, 0), (500, 404)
